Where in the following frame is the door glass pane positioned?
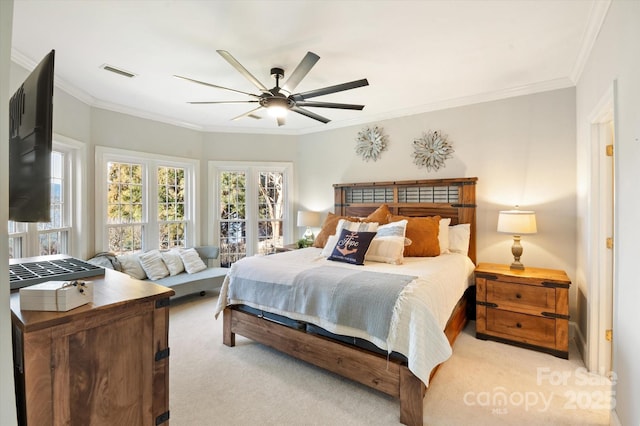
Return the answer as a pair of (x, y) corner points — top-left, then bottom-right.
(257, 171), (284, 255)
(219, 171), (246, 267)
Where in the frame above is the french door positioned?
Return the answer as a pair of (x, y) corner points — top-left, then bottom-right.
(211, 162), (293, 267)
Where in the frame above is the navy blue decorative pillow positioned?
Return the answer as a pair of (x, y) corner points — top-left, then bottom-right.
(328, 228), (376, 265)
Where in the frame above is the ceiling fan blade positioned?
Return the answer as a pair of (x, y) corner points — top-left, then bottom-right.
(231, 106), (264, 121)
(295, 101), (364, 110)
(217, 50), (269, 93)
(292, 78), (369, 101)
(290, 106), (331, 124)
(174, 75), (260, 98)
(187, 100), (259, 105)
(276, 116), (286, 127)
(281, 51), (320, 95)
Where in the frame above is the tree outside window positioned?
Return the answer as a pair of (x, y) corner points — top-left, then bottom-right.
(106, 162), (144, 253)
(217, 165), (289, 267)
(158, 166), (186, 249)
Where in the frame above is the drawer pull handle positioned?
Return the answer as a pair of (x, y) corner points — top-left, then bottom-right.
(516, 322), (522, 328)
(515, 293), (522, 299)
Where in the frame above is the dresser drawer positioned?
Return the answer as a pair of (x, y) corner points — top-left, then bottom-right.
(486, 309), (556, 347)
(487, 280), (556, 315)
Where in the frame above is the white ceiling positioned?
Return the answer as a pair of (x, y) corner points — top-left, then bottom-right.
(11, 0), (609, 135)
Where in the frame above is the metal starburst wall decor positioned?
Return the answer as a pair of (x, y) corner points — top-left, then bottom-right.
(411, 130), (454, 171)
(355, 125), (388, 162)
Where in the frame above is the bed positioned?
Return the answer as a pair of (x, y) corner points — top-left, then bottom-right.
(215, 177), (478, 425)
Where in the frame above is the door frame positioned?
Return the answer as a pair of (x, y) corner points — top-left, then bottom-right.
(585, 81), (617, 375)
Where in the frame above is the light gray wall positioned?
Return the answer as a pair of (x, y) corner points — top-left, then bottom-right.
(90, 108), (205, 254)
(200, 132), (298, 242)
(576, 1), (640, 424)
(90, 109), (299, 251)
(298, 88), (577, 316)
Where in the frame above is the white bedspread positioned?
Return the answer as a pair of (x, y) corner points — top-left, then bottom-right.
(214, 248), (475, 386)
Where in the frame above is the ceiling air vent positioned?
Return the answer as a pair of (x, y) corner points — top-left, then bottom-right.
(100, 64), (137, 78)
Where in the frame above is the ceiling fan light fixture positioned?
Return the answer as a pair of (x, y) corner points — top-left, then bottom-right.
(263, 96), (290, 118)
(181, 50), (368, 126)
(268, 105), (288, 118)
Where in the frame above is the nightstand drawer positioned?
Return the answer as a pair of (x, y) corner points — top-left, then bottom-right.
(487, 280), (556, 315)
(475, 263), (570, 358)
(486, 309), (556, 347)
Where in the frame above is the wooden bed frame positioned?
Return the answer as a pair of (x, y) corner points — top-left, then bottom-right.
(223, 177), (477, 425)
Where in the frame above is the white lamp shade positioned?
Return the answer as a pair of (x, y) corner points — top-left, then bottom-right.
(497, 210), (537, 235)
(297, 211), (321, 227)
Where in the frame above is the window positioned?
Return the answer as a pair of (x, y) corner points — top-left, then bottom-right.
(218, 171), (246, 266)
(106, 161), (144, 253)
(257, 171), (284, 255)
(37, 150), (68, 255)
(8, 140), (79, 258)
(158, 166), (187, 249)
(211, 162), (292, 267)
(7, 221), (26, 259)
(96, 147), (198, 254)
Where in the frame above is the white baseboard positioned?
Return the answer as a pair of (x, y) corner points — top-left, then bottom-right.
(610, 409), (622, 426)
(571, 321), (588, 364)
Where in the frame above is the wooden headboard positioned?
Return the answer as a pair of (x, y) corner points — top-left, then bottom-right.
(333, 177), (478, 264)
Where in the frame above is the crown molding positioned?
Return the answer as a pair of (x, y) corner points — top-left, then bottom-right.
(306, 77), (576, 136)
(11, 48), (96, 105)
(569, 0), (612, 83)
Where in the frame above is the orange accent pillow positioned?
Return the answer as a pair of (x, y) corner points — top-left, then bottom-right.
(312, 204), (392, 248)
(366, 204), (391, 225)
(388, 215), (441, 257)
(313, 213), (356, 248)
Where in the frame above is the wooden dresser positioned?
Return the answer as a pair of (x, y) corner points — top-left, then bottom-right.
(11, 268), (174, 426)
(475, 263), (570, 359)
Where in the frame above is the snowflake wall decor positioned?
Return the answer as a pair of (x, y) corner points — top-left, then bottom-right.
(411, 130), (454, 171)
(355, 125), (388, 162)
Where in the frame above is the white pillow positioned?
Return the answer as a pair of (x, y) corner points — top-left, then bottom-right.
(321, 219), (379, 257)
(162, 249), (185, 276)
(180, 248), (207, 274)
(448, 223), (471, 256)
(116, 253), (147, 280)
(138, 249), (170, 280)
(365, 219), (408, 265)
(439, 217), (452, 254)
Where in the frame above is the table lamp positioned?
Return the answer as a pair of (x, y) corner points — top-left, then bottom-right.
(497, 208), (537, 270)
(297, 211), (321, 245)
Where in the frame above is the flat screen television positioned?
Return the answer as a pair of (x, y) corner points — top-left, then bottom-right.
(9, 49), (55, 222)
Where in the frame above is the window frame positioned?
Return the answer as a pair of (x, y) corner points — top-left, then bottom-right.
(8, 135), (84, 258)
(209, 161), (293, 261)
(95, 146), (199, 254)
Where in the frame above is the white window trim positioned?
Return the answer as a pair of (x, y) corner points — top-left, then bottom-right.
(8, 134), (85, 258)
(56, 134), (88, 259)
(208, 161), (294, 256)
(95, 146), (199, 253)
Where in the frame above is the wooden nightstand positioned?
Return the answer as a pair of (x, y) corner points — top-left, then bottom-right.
(475, 263), (571, 359)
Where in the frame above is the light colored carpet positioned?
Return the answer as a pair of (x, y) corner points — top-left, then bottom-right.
(169, 292), (612, 425)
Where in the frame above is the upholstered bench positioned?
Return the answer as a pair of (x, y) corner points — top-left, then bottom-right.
(88, 246), (228, 299)
(150, 246), (228, 298)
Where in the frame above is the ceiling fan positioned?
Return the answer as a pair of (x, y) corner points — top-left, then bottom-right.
(174, 50), (369, 126)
